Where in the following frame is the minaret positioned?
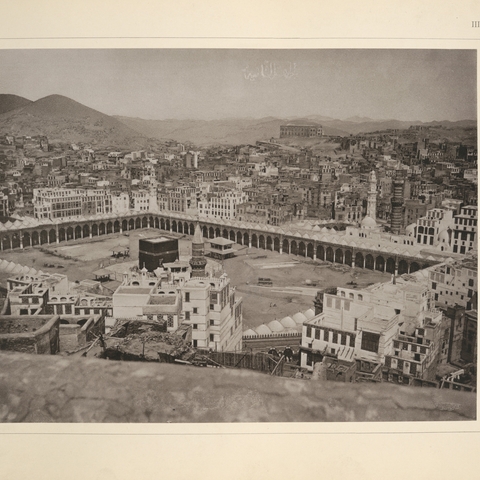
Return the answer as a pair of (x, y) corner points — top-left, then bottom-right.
(366, 170), (377, 220)
(391, 170), (405, 235)
(189, 222), (207, 278)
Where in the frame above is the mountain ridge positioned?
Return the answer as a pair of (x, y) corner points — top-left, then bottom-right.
(0, 94), (33, 116)
(115, 115), (476, 146)
(0, 93), (475, 147)
(0, 94), (151, 148)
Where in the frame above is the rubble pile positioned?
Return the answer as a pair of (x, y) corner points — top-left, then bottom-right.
(110, 319), (167, 338)
(104, 321), (194, 362)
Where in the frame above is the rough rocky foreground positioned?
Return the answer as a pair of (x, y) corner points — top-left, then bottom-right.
(0, 352), (475, 422)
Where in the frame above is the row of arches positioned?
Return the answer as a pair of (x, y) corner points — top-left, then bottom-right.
(1, 214), (430, 274)
(165, 222), (426, 274)
(1, 216), (158, 249)
(0, 215), (198, 250)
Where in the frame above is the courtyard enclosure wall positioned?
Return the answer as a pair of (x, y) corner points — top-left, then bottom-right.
(0, 212), (448, 275)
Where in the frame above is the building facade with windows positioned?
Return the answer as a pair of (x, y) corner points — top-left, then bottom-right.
(300, 278), (444, 383)
(112, 231), (243, 352)
(130, 189), (158, 212)
(33, 188), (113, 220)
(112, 269), (182, 331)
(429, 256), (477, 311)
(280, 124), (323, 138)
(452, 205), (477, 254)
(166, 186), (198, 214)
(407, 208), (454, 252)
(0, 192), (9, 217)
(182, 273), (242, 352)
(198, 189), (247, 220)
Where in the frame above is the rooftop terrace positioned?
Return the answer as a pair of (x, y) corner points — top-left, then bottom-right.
(148, 295), (177, 305)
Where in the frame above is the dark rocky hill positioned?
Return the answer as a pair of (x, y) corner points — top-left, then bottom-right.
(0, 94), (151, 148)
(0, 94), (32, 115)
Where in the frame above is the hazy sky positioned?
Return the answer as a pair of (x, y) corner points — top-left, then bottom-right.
(0, 49), (476, 121)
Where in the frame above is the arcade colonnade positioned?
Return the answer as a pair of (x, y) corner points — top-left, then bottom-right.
(0, 213), (434, 275)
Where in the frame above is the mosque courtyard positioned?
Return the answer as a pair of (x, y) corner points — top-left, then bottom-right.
(0, 229), (392, 329)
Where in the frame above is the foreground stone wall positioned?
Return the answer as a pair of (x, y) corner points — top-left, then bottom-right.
(0, 315), (60, 354)
(0, 335), (37, 354)
(59, 324), (82, 352)
(0, 352), (475, 422)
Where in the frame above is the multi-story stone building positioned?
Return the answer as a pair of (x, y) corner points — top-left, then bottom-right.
(280, 124), (323, 138)
(167, 186), (198, 214)
(33, 188), (113, 220)
(112, 270), (183, 331)
(236, 201), (293, 226)
(111, 192), (130, 216)
(0, 192), (9, 218)
(406, 208), (454, 252)
(404, 199), (435, 227)
(2, 269), (108, 353)
(130, 189), (158, 213)
(452, 205), (477, 254)
(182, 273), (242, 352)
(429, 255), (477, 311)
(112, 227), (243, 352)
(300, 277), (444, 384)
(198, 188), (247, 220)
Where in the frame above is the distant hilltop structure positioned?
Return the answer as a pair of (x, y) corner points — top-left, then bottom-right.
(280, 123), (323, 138)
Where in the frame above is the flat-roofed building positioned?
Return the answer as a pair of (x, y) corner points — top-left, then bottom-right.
(407, 208), (454, 252)
(182, 273), (242, 352)
(429, 255), (477, 311)
(33, 187), (113, 220)
(198, 189), (247, 220)
(301, 277), (444, 384)
(280, 124), (323, 138)
(112, 233), (243, 351)
(112, 270), (181, 331)
(208, 237), (235, 260)
(452, 205), (477, 254)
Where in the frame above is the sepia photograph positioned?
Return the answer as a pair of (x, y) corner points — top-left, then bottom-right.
(0, 48), (476, 424)
(1, 1), (479, 479)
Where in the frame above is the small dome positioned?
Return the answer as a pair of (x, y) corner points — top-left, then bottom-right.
(243, 329), (257, 337)
(12, 264), (23, 274)
(405, 223), (416, 236)
(292, 312), (308, 324)
(303, 308), (315, 320)
(255, 324), (272, 335)
(438, 229), (450, 243)
(268, 320), (284, 332)
(361, 215), (377, 229)
(280, 316), (296, 328)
